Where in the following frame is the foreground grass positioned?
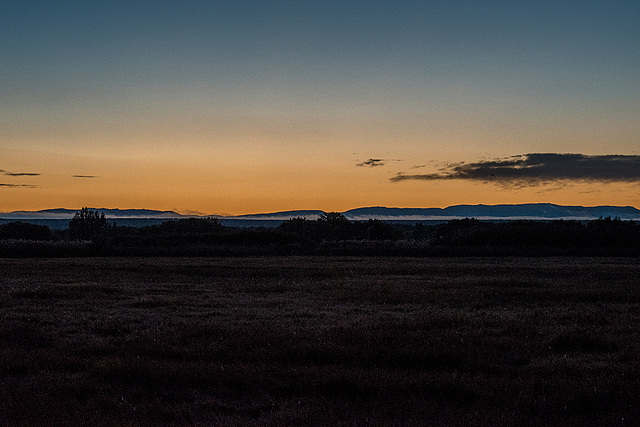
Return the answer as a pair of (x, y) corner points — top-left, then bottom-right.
(1, 257), (639, 425)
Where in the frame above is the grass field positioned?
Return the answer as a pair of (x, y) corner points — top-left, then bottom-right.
(1, 257), (639, 425)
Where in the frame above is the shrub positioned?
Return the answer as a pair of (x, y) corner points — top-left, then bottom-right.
(0, 221), (53, 241)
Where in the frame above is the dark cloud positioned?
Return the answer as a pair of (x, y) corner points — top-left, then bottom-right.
(73, 175), (99, 178)
(1, 170), (40, 176)
(0, 170), (40, 188)
(4, 172), (40, 176)
(356, 158), (386, 167)
(390, 153), (640, 187)
(0, 183), (37, 188)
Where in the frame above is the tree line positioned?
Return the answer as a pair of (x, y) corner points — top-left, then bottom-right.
(1, 208), (639, 256)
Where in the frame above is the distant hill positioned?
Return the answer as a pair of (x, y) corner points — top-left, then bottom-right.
(0, 208), (188, 219)
(2, 204), (639, 221)
(342, 204), (640, 220)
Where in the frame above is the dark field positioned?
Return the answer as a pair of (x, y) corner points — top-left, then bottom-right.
(1, 257), (639, 426)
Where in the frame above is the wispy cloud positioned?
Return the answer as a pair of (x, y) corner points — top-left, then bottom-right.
(391, 153), (640, 187)
(0, 169), (40, 188)
(4, 172), (40, 176)
(73, 175), (99, 178)
(357, 158), (386, 167)
(1, 170), (40, 176)
(0, 183), (37, 188)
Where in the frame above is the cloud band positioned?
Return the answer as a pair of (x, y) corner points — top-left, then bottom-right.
(1, 170), (40, 177)
(357, 158), (386, 167)
(0, 183), (37, 188)
(391, 153), (640, 186)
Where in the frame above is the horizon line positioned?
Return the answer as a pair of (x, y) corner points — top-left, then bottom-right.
(2, 202), (640, 218)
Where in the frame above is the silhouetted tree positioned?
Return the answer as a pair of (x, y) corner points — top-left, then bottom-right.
(278, 217), (313, 236)
(317, 212), (353, 240)
(318, 212), (349, 224)
(155, 217), (223, 235)
(587, 216), (639, 247)
(366, 219), (398, 240)
(69, 207), (108, 241)
(0, 221), (53, 241)
(411, 223), (435, 240)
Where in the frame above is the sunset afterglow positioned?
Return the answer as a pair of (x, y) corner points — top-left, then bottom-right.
(2, 1), (639, 214)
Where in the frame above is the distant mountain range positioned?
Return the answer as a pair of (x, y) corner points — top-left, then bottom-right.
(0, 208), (184, 219)
(341, 204), (640, 221)
(2, 204), (640, 220)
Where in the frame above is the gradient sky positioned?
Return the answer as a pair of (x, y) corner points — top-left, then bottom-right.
(2, 1), (639, 214)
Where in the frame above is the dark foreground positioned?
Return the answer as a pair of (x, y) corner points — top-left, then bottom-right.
(1, 257), (639, 426)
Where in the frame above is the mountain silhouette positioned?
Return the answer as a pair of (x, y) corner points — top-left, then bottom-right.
(2, 204), (639, 220)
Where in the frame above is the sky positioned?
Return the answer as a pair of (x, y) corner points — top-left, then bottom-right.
(2, 0), (639, 215)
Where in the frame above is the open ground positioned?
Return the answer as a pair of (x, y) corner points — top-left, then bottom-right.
(1, 256), (639, 425)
